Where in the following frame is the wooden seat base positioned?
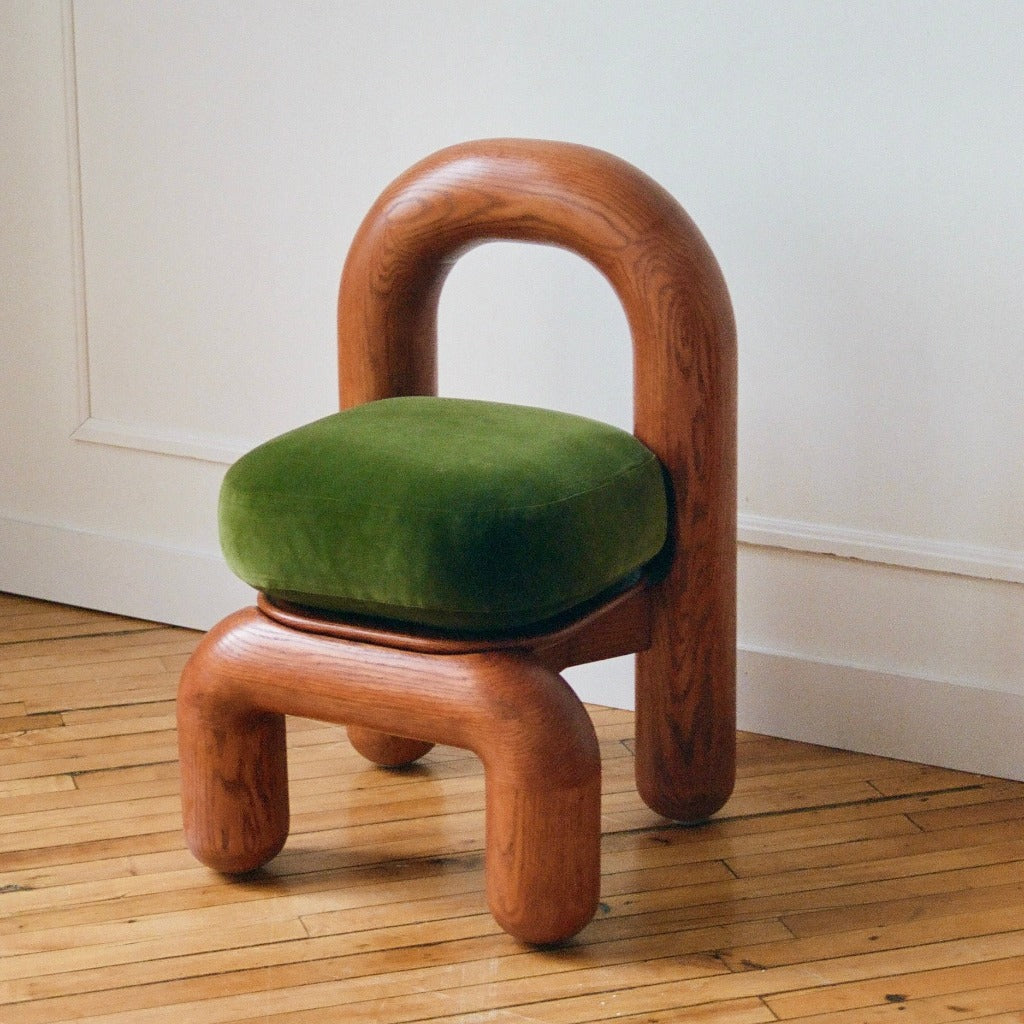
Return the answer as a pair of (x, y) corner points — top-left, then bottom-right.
(178, 603), (617, 944)
(178, 574), (733, 943)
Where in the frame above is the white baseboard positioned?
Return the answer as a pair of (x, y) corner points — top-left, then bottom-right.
(571, 647), (1024, 783)
(739, 646), (1024, 782)
(0, 513), (252, 631)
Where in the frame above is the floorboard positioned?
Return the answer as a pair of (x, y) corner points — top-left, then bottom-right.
(2, 593), (1023, 1023)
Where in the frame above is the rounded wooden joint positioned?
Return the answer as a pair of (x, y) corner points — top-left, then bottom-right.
(346, 725), (434, 767)
(336, 138), (737, 430)
(177, 611), (606, 941)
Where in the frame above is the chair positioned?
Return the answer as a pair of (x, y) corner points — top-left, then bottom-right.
(177, 138), (736, 945)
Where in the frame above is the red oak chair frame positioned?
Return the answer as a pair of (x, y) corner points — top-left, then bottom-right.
(178, 139), (736, 944)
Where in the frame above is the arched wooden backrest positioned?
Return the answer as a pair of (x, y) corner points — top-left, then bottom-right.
(336, 139), (736, 820)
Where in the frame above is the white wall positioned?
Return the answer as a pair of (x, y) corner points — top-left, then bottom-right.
(2, 1), (1022, 778)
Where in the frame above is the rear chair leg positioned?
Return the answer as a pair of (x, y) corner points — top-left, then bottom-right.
(346, 725), (435, 767)
(634, 599), (736, 823)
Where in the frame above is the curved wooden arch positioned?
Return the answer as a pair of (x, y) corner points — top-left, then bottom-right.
(337, 140), (737, 820)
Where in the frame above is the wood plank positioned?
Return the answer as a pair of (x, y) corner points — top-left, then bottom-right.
(773, 981), (1024, 1023)
(498, 933), (1024, 1022)
(0, 939), (732, 1024)
(0, 613), (161, 644)
(724, 818), (1024, 878)
(603, 779), (1023, 854)
(781, 879), (1024, 939)
(0, 773), (76, 799)
(868, 763), (994, 796)
(766, 954), (1024, 1018)
(908, 795), (1024, 832)
(717, 902), (1024, 972)
(1, 917), (784, 1011)
(415, 999), (777, 1024)
(5, 594), (1024, 1024)
(0, 713), (63, 735)
(2, 657), (180, 689)
(0, 627), (196, 666)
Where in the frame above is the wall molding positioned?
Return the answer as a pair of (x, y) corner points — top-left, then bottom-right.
(61, 0), (91, 428)
(71, 417), (251, 465)
(739, 512), (1024, 586)
(61, 1), (253, 469)
(0, 512), (252, 632)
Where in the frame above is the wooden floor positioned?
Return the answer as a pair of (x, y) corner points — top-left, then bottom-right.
(2, 594), (1024, 1023)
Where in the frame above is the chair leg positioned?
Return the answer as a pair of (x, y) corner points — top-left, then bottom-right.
(346, 725), (434, 767)
(178, 660), (290, 874)
(633, 592), (736, 823)
(484, 762), (601, 945)
(473, 653), (603, 944)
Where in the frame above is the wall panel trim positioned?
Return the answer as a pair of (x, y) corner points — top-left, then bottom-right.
(61, 0), (90, 428)
(71, 418), (251, 465)
(61, 1), (255, 468)
(739, 513), (1024, 585)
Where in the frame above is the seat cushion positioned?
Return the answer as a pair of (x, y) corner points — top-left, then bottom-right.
(219, 397), (668, 632)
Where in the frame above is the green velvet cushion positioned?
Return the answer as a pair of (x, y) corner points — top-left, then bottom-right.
(219, 397), (668, 632)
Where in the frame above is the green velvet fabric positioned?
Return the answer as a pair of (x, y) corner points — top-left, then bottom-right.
(219, 397), (668, 632)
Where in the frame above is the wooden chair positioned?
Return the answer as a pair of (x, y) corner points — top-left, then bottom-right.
(177, 138), (737, 945)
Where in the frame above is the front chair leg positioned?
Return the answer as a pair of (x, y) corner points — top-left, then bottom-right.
(177, 639), (290, 874)
(483, 765), (601, 945)
(476, 654), (602, 945)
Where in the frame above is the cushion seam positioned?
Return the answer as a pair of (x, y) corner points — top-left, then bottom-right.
(264, 556), (656, 621)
